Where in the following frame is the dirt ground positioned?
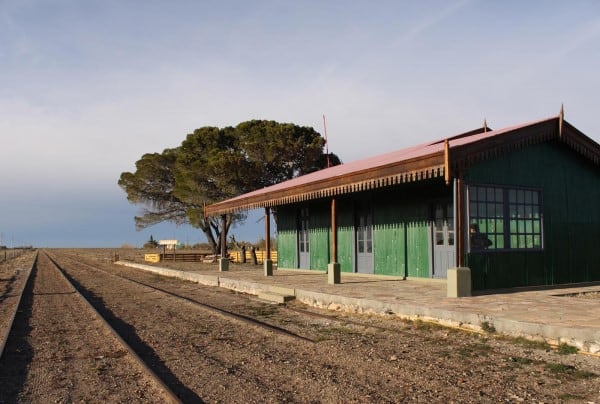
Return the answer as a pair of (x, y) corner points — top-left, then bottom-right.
(2, 249), (599, 403)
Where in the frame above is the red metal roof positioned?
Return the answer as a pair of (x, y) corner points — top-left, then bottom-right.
(205, 114), (599, 215)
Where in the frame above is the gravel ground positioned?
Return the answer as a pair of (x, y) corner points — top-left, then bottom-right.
(2, 249), (599, 402)
(59, 250), (600, 402)
(0, 251), (175, 403)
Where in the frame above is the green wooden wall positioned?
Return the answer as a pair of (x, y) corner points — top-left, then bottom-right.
(308, 202), (330, 271)
(337, 202), (355, 273)
(373, 197), (431, 277)
(274, 181), (445, 278)
(275, 205), (297, 269)
(465, 141), (600, 290)
(275, 203), (331, 271)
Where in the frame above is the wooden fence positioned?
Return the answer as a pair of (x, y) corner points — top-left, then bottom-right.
(144, 250), (277, 264)
(229, 250), (278, 264)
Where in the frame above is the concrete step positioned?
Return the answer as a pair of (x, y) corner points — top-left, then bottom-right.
(257, 291), (295, 304)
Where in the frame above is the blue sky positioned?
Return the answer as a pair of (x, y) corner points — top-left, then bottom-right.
(1, 0), (599, 247)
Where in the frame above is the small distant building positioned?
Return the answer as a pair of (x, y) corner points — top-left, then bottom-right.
(159, 240), (178, 251)
(206, 112), (600, 291)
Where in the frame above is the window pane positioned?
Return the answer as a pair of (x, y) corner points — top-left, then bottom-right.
(478, 187), (486, 200)
(495, 188), (503, 201)
(487, 219), (496, 233)
(495, 203), (503, 218)
(469, 202), (477, 217)
(487, 188), (494, 201)
(526, 235), (533, 248)
(478, 220), (487, 233)
(478, 202), (486, 217)
(509, 189), (516, 203)
(487, 203), (495, 217)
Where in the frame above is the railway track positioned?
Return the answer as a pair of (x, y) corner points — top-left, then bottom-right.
(54, 252), (425, 339)
(0, 250), (35, 360)
(0, 251), (181, 403)
(6, 249), (598, 402)
(51, 252), (316, 343)
(41, 250), (327, 402)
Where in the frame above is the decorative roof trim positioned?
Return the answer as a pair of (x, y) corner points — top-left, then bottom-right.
(206, 163), (445, 215)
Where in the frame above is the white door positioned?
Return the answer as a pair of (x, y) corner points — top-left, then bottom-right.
(432, 202), (455, 278)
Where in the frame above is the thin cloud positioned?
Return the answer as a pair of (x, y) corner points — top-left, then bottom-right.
(392, 0), (473, 47)
(555, 17), (600, 59)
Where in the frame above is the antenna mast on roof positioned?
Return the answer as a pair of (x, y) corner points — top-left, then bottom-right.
(559, 104), (564, 138)
(323, 114), (331, 168)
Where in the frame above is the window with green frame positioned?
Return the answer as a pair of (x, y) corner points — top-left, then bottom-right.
(468, 184), (543, 251)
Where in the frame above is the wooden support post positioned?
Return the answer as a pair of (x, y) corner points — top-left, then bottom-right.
(265, 207), (271, 260)
(219, 214), (229, 271)
(444, 139), (450, 186)
(456, 178), (464, 267)
(220, 214), (227, 258)
(331, 198), (338, 263)
(328, 198), (340, 284)
(264, 207), (273, 276)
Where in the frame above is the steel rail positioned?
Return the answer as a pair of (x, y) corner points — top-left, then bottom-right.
(42, 251), (183, 404)
(53, 253), (315, 343)
(0, 252), (36, 360)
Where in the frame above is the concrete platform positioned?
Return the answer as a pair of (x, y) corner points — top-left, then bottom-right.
(116, 261), (600, 354)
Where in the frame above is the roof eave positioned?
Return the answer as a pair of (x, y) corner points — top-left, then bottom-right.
(205, 151), (445, 216)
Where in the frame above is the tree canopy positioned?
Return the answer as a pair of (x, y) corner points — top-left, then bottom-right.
(119, 120), (341, 253)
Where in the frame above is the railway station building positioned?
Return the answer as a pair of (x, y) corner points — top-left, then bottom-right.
(206, 111), (600, 291)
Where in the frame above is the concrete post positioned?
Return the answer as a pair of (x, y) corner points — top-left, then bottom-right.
(328, 263), (341, 284)
(264, 259), (273, 276)
(219, 257), (229, 272)
(447, 267), (471, 297)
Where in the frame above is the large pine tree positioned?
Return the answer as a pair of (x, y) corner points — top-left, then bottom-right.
(119, 120), (340, 253)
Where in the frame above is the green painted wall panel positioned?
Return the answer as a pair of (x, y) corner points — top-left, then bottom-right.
(275, 206), (297, 269)
(465, 141), (600, 289)
(309, 203), (330, 271)
(406, 219), (430, 278)
(337, 202), (355, 273)
(372, 191), (433, 278)
(373, 202), (405, 276)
